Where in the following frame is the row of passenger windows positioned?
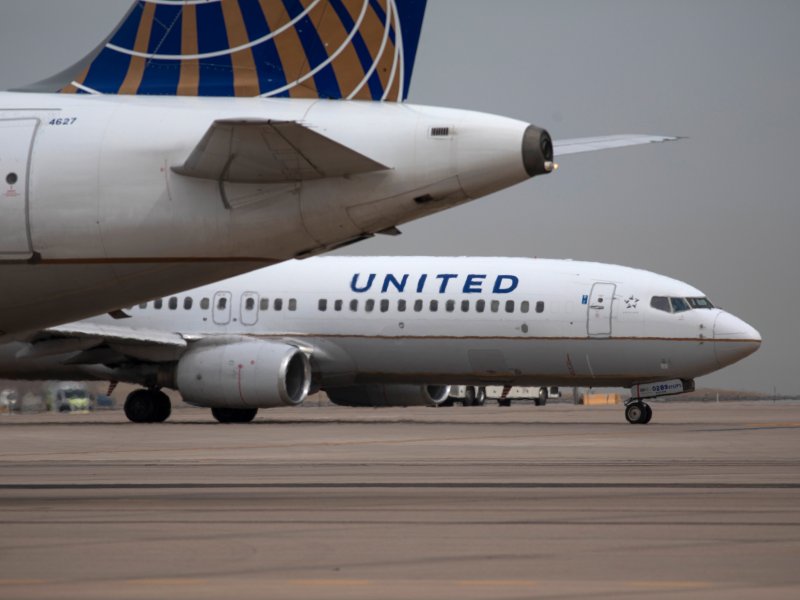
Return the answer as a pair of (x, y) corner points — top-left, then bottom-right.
(650, 296), (715, 313)
(139, 296), (546, 315)
(319, 298), (545, 314)
(141, 297), (298, 312)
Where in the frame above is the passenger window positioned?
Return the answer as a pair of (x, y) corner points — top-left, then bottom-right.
(430, 299), (439, 312)
(380, 299), (389, 313)
(350, 299), (358, 312)
(521, 301), (530, 314)
(365, 299), (375, 312)
(183, 297), (193, 310)
(491, 300), (500, 313)
(446, 299), (455, 313)
(536, 301), (545, 314)
(168, 297), (178, 310)
(398, 299), (407, 312)
(505, 300), (515, 313)
(670, 297), (690, 313)
(288, 299), (297, 312)
(200, 298), (210, 310)
(154, 299), (163, 310)
(476, 299), (485, 313)
(244, 297), (255, 311)
(274, 298), (283, 311)
(260, 298), (269, 311)
(318, 299), (327, 312)
(414, 300), (423, 312)
(650, 296), (671, 313)
(334, 299), (343, 312)
(217, 297), (227, 310)
(461, 300), (470, 313)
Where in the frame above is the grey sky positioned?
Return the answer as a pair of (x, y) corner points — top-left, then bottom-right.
(0, 0), (797, 394)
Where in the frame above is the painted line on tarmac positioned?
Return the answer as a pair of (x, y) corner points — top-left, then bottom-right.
(1, 482), (798, 490)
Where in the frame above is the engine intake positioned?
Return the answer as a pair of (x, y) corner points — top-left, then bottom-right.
(326, 384), (451, 407)
(176, 340), (311, 409)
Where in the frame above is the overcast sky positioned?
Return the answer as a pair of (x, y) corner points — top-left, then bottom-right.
(0, 0), (797, 394)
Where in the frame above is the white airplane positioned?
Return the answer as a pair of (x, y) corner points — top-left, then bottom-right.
(0, 256), (760, 425)
(0, 0), (676, 339)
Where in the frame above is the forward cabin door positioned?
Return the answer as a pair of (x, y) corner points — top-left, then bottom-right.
(587, 282), (616, 337)
(0, 119), (38, 260)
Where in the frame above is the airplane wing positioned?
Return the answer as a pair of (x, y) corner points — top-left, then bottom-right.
(172, 119), (388, 184)
(554, 134), (680, 157)
(17, 323), (188, 364)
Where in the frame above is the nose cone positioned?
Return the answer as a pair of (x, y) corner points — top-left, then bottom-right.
(522, 125), (554, 177)
(713, 311), (762, 367)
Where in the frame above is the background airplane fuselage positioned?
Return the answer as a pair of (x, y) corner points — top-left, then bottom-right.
(0, 92), (537, 338)
(0, 257), (761, 392)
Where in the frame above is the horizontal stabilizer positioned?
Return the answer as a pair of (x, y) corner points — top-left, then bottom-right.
(172, 119), (388, 183)
(554, 134), (680, 157)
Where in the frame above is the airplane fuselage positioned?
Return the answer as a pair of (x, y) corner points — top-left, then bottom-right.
(0, 92), (544, 338)
(0, 257), (761, 393)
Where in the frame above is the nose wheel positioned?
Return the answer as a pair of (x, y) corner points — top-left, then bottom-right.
(625, 401), (653, 424)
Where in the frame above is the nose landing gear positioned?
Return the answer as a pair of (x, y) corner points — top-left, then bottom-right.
(624, 400), (653, 425)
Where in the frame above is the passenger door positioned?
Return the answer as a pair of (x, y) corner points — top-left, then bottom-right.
(587, 282), (616, 337)
(0, 119), (38, 260)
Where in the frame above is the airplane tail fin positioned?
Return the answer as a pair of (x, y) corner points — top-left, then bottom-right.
(24, 0), (427, 101)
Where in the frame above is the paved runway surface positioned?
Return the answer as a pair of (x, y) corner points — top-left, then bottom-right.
(1, 402), (799, 599)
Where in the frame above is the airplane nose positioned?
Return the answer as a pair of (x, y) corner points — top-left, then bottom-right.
(713, 311), (762, 367)
(522, 125), (554, 177)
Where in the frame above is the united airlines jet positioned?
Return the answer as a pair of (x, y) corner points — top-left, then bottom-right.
(0, 0), (675, 338)
(1, 257), (760, 425)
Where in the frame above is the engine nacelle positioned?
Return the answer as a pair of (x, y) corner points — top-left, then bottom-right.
(175, 340), (311, 409)
(326, 384), (451, 408)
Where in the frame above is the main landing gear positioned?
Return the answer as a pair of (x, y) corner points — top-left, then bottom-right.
(624, 401), (653, 425)
(124, 388), (171, 423)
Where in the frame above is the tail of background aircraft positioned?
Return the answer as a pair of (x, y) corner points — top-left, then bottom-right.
(25, 0), (427, 101)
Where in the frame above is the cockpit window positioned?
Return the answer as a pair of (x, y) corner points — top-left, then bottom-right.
(650, 296), (671, 312)
(687, 297), (714, 309)
(652, 295), (715, 313)
(670, 297), (691, 313)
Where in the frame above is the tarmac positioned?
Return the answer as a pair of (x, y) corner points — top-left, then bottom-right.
(0, 401), (799, 599)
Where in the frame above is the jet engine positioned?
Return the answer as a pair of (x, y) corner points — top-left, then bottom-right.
(175, 340), (311, 409)
(326, 384), (451, 408)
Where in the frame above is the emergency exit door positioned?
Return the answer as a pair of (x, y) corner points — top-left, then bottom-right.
(587, 282), (616, 337)
(0, 119), (38, 260)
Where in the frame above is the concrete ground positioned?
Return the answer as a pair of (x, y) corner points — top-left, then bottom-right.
(0, 401), (798, 599)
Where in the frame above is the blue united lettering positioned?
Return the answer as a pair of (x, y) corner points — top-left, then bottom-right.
(351, 273), (519, 294)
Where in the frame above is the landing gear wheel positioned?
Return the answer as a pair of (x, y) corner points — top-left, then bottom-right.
(211, 407), (258, 424)
(150, 390), (172, 423)
(534, 387), (549, 407)
(124, 389), (172, 423)
(498, 398), (512, 407)
(625, 401), (651, 425)
(463, 386), (476, 407)
(474, 387), (486, 406)
(124, 389), (154, 423)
